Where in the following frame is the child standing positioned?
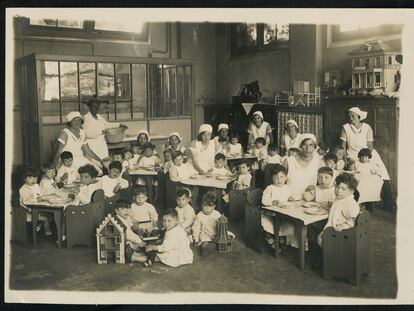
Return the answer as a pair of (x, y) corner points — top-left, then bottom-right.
(40, 165), (59, 196)
(19, 168), (52, 235)
(317, 173), (360, 247)
(192, 191), (221, 256)
(234, 159), (252, 190)
(100, 161), (129, 198)
(56, 151), (79, 186)
(144, 208), (193, 267)
(136, 142), (161, 186)
(175, 188), (196, 236)
(73, 164), (102, 205)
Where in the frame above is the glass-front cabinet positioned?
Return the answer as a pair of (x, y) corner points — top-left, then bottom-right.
(17, 54), (194, 167)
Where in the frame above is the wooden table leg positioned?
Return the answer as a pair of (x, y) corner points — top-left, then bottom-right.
(273, 213), (282, 258)
(53, 210), (62, 248)
(216, 188), (222, 213)
(32, 209), (39, 246)
(144, 176), (154, 203)
(296, 222), (307, 271)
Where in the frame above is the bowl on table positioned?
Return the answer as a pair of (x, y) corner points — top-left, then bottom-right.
(303, 207), (329, 215)
(302, 201), (322, 209)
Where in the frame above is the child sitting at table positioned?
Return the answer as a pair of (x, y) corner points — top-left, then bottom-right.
(111, 150), (126, 174)
(163, 148), (173, 174)
(333, 145), (346, 171)
(100, 161), (129, 198)
(261, 143), (282, 170)
(250, 137), (268, 162)
(72, 164), (102, 206)
(216, 136), (229, 156)
(136, 142), (161, 186)
(122, 148), (135, 172)
(169, 150), (198, 182)
(56, 151), (79, 186)
(261, 165), (294, 248)
(131, 141), (143, 167)
(40, 165), (59, 196)
(192, 191), (221, 256)
(317, 172), (360, 247)
(175, 188), (196, 236)
(19, 167), (52, 236)
(280, 147), (300, 164)
(211, 153), (231, 176)
(227, 132), (243, 157)
(144, 208), (193, 267)
(130, 187), (158, 228)
(234, 159), (252, 190)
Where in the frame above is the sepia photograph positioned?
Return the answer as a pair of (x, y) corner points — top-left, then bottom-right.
(4, 7), (414, 305)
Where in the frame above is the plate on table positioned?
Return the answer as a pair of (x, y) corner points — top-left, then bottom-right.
(303, 207), (329, 215)
(47, 197), (72, 205)
(216, 175), (230, 181)
(302, 201), (322, 209)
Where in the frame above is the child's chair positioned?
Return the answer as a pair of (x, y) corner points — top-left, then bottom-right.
(322, 210), (370, 285)
(165, 173), (180, 209)
(11, 206), (30, 246)
(65, 189), (106, 248)
(244, 188), (263, 253)
(228, 171), (256, 222)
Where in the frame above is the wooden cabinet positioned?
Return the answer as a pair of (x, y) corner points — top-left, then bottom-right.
(324, 96), (398, 194)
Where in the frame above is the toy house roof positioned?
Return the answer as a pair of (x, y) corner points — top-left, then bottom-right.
(348, 41), (399, 55)
(96, 214), (127, 235)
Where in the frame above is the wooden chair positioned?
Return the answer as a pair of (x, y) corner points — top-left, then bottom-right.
(11, 206), (30, 246)
(228, 171), (256, 222)
(244, 188), (263, 253)
(322, 210), (370, 285)
(165, 173), (180, 210)
(65, 189), (106, 248)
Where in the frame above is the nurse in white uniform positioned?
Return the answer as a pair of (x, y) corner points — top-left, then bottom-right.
(280, 119), (302, 156)
(247, 111), (273, 147)
(189, 124), (219, 175)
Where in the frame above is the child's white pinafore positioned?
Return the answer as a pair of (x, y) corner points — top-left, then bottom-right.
(354, 161), (384, 203)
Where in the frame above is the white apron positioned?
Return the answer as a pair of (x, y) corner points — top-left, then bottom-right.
(192, 140), (216, 172)
(287, 155), (322, 200)
(282, 133), (302, 151)
(249, 121), (271, 145)
(57, 128), (91, 170)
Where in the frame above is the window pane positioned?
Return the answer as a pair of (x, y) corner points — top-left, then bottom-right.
(40, 101), (60, 124)
(132, 64), (147, 119)
(277, 24), (289, 41)
(115, 63), (131, 99)
(177, 66), (184, 116)
(79, 63), (96, 99)
(264, 24), (277, 45)
(94, 20), (144, 33)
(183, 66), (192, 116)
(100, 100), (116, 121)
(98, 63), (115, 97)
(164, 65), (177, 117)
(30, 19), (57, 27)
(116, 101), (132, 120)
(40, 61), (59, 101)
(60, 62), (78, 100)
(61, 101), (79, 119)
(57, 19), (83, 29)
(149, 64), (163, 118)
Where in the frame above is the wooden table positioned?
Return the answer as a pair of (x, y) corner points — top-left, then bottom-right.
(181, 175), (236, 211)
(107, 134), (168, 150)
(262, 201), (329, 271)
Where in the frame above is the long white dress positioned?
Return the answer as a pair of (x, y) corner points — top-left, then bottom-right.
(341, 123), (390, 180)
(248, 121), (272, 145)
(286, 155), (323, 200)
(57, 128), (92, 170)
(191, 140), (216, 172)
(83, 112), (119, 159)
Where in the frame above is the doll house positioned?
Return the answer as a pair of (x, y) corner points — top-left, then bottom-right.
(348, 41), (401, 95)
(96, 214), (127, 264)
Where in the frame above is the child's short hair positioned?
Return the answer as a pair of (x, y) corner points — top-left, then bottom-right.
(271, 164), (287, 177)
(358, 148), (372, 159)
(78, 164), (99, 178)
(230, 132), (240, 140)
(254, 137), (267, 145)
(171, 150), (183, 161)
(335, 172), (359, 191)
(164, 208), (178, 219)
(176, 188), (190, 198)
(112, 150), (123, 158)
(288, 147), (300, 154)
(41, 164), (55, 175)
(318, 166), (334, 176)
(109, 161), (123, 171)
(23, 167), (38, 179)
(122, 147), (133, 155)
(267, 143), (278, 152)
(133, 186), (148, 197)
(143, 142), (155, 151)
(115, 199), (130, 209)
(60, 151), (73, 161)
(214, 153), (226, 161)
(164, 147), (173, 155)
(201, 191), (217, 206)
(324, 152), (338, 163)
(238, 159), (251, 167)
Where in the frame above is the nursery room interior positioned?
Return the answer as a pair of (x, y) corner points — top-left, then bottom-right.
(7, 13), (402, 299)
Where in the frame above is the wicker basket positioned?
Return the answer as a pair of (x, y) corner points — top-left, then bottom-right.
(105, 127), (126, 143)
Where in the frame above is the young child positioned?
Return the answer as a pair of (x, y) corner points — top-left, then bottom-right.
(315, 167), (336, 207)
(261, 143), (282, 169)
(211, 153), (231, 176)
(317, 142), (329, 159)
(122, 148), (134, 172)
(100, 161), (129, 198)
(175, 188), (196, 236)
(317, 173), (360, 247)
(323, 152), (339, 181)
(227, 132), (243, 156)
(333, 146), (346, 171)
(163, 148), (174, 174)
(40, 165), (59, 196)
(250, 137), (268, 161)
(136, 142), (162, 186)
(130, 187), (158, 228)
(192, 191), (221, 256)
(261, 165), (294, 248)
(169, 150), (198, 182)
(216, 136), (229, 155)
(234, 159), (252, 190)
(288, 147), (300, 157)
(111, 150), (126, 174)
(56, 151), (79, 186)
(73, 164), (102, 206)
(144, 208), (193, 267)
(19, 168), (52, 235)
(130, 141), (143, 168)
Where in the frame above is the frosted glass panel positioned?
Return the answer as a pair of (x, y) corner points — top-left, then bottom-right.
(40, 61), (59, 101)
(79, 63), (96, 99)
(60, 62), (78, 100)
(132, 64), (147, 119)
(98, 63), (115, 97)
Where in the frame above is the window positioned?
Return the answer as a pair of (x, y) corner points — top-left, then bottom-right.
(231, 23), (289, 56)
(375, 72), (381, 83)
(388, 56), (393, 65)
(94, 20), (144, 33)
(29, 18), (83, 29)
(375, 57), (381, 66)
(38, 60), (192, 124)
